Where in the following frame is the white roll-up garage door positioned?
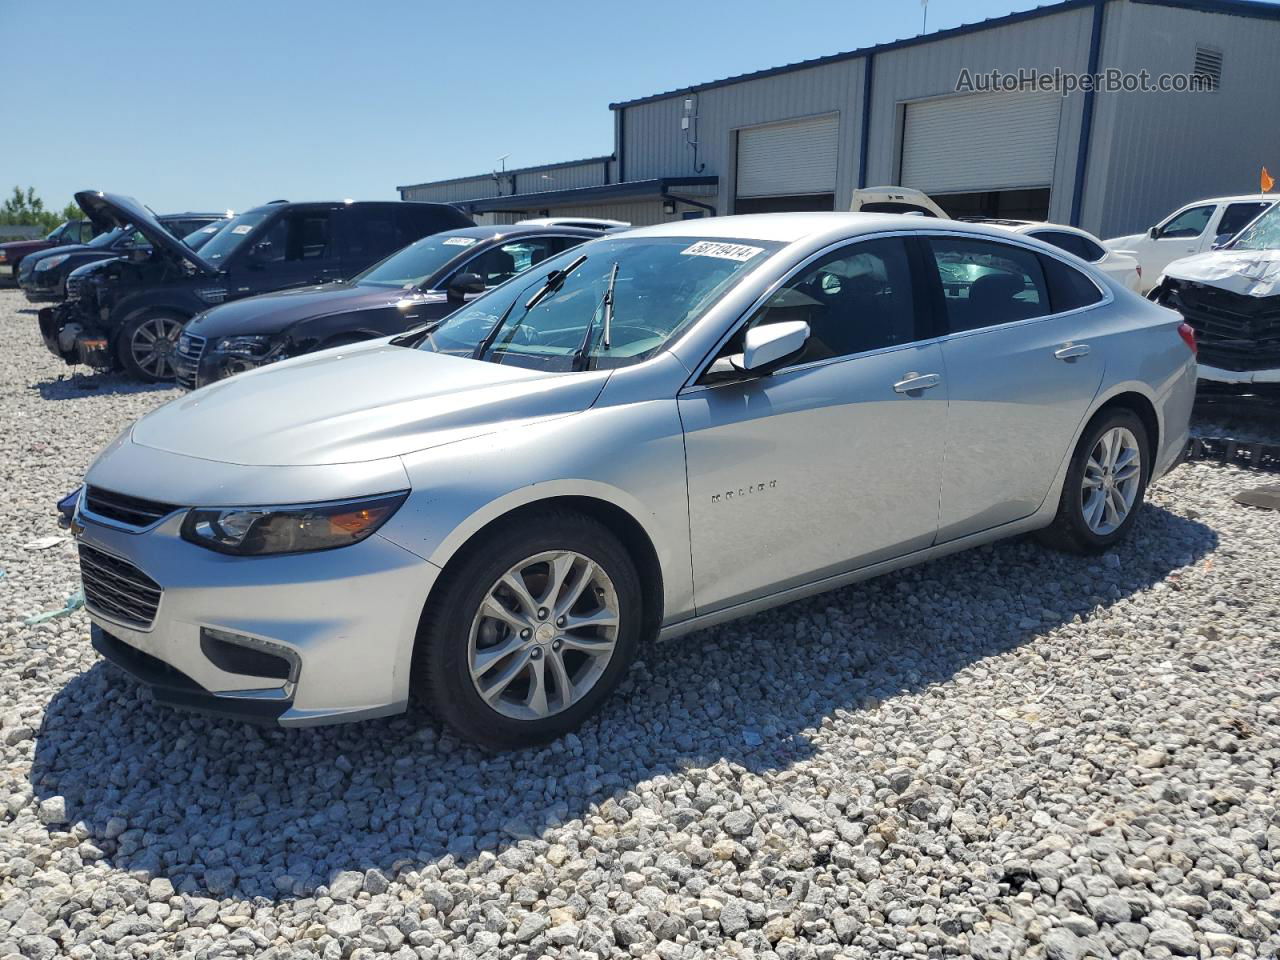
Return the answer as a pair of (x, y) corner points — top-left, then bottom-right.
(736, 115), (839, 198)
(900, 90), (1061, 194)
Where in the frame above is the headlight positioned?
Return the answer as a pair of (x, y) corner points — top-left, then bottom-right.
(37, 255), (70, 270)
(181, 492), (408, 556)
(216, 335), (273, 356)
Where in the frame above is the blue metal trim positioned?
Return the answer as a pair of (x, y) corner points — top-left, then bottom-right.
(1069, 0), (1106, 227)
(463, 177), (719, 213)
(857, 54), (875, 190)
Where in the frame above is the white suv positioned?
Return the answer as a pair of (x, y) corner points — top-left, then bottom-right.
(1106, 195), (1277, 294)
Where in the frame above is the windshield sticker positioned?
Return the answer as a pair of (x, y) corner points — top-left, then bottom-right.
(443, 236), (479, 246)
(681, 241), (765, 262)
(231, 224), (254, 235)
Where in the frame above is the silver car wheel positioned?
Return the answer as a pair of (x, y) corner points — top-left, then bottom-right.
(130, 316), (183, 379)
(468, 550), (619, 721)
(1081, 426), (1141, 535)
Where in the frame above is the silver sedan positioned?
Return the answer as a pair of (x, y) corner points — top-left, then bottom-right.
(71, 214), (1197, 747)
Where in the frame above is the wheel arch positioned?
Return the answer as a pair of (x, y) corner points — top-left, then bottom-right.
(415, 492), (665, 649)
(1086, 385), (1161, 464)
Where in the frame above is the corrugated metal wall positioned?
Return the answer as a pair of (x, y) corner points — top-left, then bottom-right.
(399, 159), (613, 205)
(1083, 1), (1280, 238)
(621, 60), (864, 213)
(867, 6), (1094, 226)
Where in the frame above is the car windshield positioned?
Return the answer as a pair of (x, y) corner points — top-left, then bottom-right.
(417, 235), (780, 372)
(353, 232), (484, 289)
(87, 227), (126, 248)
(182, 222), (226, 251)
(197, 210), (273, 262)
(1228, 204), (1280, 251)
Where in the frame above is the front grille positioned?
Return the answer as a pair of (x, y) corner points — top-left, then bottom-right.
(65, 274), (84, 301)
(84, 486), (179, 529)
(175, 333), (206, 390)
(79, 543), (163, 629)
(1172, 282), (1280, 371)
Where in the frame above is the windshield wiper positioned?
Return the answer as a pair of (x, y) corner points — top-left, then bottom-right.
(472, 255), (588, 361)
(574, 261), (618, 372)
(390, 319), (446, 348)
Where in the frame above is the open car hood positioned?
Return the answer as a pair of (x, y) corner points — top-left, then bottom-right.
(1163, 248), (1280, 298)
(74, 191), (218, 277)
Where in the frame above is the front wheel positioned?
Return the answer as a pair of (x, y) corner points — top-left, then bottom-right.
(117, 313), (186, 382)
(414, 511), (642, 749)
(1037, 408), (1149, 554)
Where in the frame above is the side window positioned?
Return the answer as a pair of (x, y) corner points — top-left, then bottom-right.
(1039, 254), (1104, 313)
(465, 237), (558, 287)
(1217, 202), (1270, 239)
(1030, 230), (1103, 263)
(549, 235), (589, 255)
(343, 209), (398, 262)
(927, 236), (1049, 332)
(78, 222), (95, 243)
(730, 237), (919, 365)
(1158, 205), (1214, 239)
(255, 210), (336, 263)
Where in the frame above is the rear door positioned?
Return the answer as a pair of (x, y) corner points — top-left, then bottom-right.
(922, 234), (1108, 541)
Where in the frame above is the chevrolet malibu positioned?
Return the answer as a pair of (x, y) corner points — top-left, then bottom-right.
(71, 214), (1197, 748)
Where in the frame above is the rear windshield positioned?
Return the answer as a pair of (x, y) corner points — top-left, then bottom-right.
(182, 222), (227, 251)
(198, 210), (273, 262)
(1229, 204), (1280, 251)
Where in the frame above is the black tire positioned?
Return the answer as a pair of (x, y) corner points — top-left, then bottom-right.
(116, 312), (187, 382)
(414, 510), (642, 749)
(1037, 407), (1150, 555)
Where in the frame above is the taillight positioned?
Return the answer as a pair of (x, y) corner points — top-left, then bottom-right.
(1178, 321), (1197, 355)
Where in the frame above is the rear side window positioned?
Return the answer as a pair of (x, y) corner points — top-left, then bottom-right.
(397, 205), (471, 246)
(1039, 254), (1105, 313)
(1217, 201), (1270, 238)
(343, 208), (399, 262)
(1029, 230), (1105, 263)
(926, 236), (1049, 332)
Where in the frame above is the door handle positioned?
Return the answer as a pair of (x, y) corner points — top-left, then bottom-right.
(893, 372), (942, 394)
(1054, 343), (1091, 361)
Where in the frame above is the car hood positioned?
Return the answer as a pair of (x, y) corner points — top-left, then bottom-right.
(22, 243), (102, 264)
(1162, 248), (1280, 298)
(130, 340), (610, 466)
(75, 190), (218, 276)
(0, 239), (52, 254)
(188, 283), (433, 338)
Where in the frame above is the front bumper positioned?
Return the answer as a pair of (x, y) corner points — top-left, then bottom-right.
(75, 506), (438, 727)
(176, 333), (284, 390)
(0, 262), (18, 286)
(21, 269), (65, 301)
(38, 303), (113, 368)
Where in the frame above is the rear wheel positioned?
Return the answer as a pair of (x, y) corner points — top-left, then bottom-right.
(1037, 408), (1149, 554)
(117, 313), (186, 382)
(414, 511), (642, 749)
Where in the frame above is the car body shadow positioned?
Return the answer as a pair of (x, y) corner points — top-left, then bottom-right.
(33, 371), (176, 401)
(29, 504), (1216, 902)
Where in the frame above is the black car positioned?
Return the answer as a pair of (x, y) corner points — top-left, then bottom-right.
(39, 192), (473, 381)
(177, 224), (601, 389)
(19, 210), (227, 302)
(0, 219), (98, 286)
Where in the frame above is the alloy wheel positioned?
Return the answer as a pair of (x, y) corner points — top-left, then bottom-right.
(130, 317), (184, 380)
(1081, 425), (1142, 535)
(467, 550), (619, 721)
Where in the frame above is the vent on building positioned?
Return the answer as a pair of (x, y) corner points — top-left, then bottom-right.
(1193, 45), (1223, 91)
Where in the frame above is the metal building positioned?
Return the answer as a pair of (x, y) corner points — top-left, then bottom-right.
(397, 0), (1280, 239)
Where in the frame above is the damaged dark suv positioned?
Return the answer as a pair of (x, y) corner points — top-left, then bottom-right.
(1151, 202), (1280, 406)
(39, 192), (472, 381)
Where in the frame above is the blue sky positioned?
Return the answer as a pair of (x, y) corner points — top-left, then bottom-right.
(9, 0), (1057, 214)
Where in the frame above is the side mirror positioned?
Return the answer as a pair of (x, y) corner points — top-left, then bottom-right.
(743, 320), (810, 371)
(1147, 226), (1160, 240)
(447, 271), (486, 304)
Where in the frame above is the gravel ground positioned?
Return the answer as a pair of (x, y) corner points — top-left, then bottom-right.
(1, 287), (1278, 960)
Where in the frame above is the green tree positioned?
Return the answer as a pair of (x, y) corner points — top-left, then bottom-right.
(0, 186), (78, 232)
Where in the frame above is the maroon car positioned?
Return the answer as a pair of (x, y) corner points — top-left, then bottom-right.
(0, 220), (97, 286)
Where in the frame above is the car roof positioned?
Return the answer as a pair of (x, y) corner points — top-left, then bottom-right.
(158, 212), (227, 220)
(241, 200), (456, 215)
(619, 211), (1039, 246)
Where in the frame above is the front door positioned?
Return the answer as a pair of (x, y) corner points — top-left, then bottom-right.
(231, 207), (343, 299)
(1140, 203), (1217, 279)
(921, 234), (1107, 542)
(679, 236), (947, 614)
